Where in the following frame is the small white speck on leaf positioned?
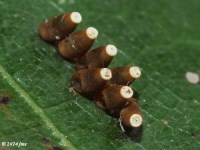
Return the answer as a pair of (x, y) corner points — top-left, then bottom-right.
(162, 120), (169, 125)
(185, 72), (200, 84)
(69, 87), (78, 96)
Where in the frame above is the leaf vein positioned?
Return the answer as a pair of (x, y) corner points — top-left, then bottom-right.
(0, 65), (76, 150)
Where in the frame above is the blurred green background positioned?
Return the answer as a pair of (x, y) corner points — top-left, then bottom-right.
(0, 0), (200, 149)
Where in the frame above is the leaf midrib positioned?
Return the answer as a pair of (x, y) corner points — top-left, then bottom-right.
(0, 64), (76, 150)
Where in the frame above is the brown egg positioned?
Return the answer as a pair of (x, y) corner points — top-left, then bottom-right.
(108, 66), (141, 85)
(39, 12), (82, 43)
(58, 27), (98, 61)
(93, 85), (133, 110)
(76, 44), (117, 69)
(120, 98), (143, 128)
(71, 68), (111, 95)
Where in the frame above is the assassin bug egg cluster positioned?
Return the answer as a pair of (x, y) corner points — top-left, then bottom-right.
(39, 12), (143, 131)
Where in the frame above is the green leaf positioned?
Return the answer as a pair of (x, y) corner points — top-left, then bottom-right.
(1, 0), (200, 149)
